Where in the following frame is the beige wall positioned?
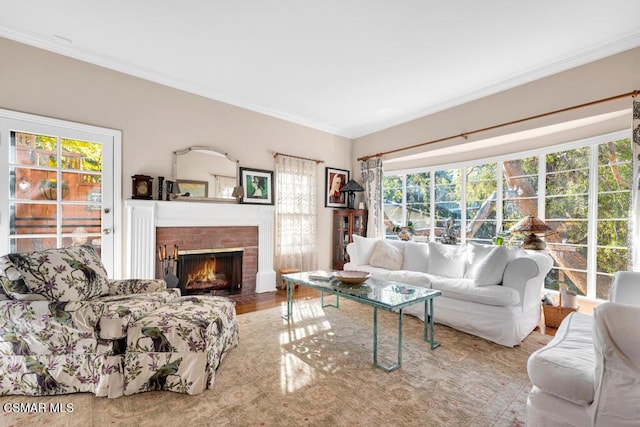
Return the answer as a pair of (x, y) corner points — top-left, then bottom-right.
(354, 47), (640, 172)
(0, 37), (351, 275)
(3, 36), (639, 277)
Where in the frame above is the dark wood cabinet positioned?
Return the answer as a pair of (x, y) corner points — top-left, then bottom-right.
(332, 209), (367, 270)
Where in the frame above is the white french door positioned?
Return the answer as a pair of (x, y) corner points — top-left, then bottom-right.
(0, 110), (121, 277)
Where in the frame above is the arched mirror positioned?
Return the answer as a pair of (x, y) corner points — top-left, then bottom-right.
(172, 146), (238, 201)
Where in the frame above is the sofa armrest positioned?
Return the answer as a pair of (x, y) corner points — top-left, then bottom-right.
(594, 302), (640, 364)
(609, 272), (640, 306)
(592, 302), (640, 424)
(108, 279), (167, 295)
(503, 252), (552, 309)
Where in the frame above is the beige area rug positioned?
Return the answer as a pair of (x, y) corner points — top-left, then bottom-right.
(0, 298), (551, 426)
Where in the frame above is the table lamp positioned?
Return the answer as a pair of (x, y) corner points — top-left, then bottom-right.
(509, 214), (554, 250)
(339, 179), (364, 209)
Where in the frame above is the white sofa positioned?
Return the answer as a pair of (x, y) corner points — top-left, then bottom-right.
(526, 271), (640, 426)
(344, 236), (553, 347)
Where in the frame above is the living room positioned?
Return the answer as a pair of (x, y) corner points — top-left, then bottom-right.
(0, 2), (639, 426)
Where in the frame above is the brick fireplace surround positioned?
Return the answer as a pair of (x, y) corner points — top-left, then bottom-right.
(156, 226), (257, 294)
(125, 200), (276, 294)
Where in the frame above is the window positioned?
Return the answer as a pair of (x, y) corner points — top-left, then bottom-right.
(434, 169), (461, 242)
(595, 139), (632, 298)
(274, 156), (317, 271)
(382, 131), (631, 300)
(466, 163), (497, 244)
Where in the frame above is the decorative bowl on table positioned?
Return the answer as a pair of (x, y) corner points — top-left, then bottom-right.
(333, 270), (371, 285)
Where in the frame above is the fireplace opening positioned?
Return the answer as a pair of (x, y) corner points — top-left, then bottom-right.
(177, 248), (243, 295)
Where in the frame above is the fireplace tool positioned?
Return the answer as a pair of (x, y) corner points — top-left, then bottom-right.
(158, 244), (180, 288)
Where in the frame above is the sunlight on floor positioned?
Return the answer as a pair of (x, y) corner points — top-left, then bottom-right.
(279, 302), (334, 393)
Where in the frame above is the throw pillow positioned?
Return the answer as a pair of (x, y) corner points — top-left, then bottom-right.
(427, 242), (466, 278)
(465, 242), (496, 279)
(350, 234), (378, 265)
(402, 241), (429, 273)
(6, 245), (110, 301)
(473, 246), (516, 287)
(369, 240), (404, 270)
(0, 255), (44, 300)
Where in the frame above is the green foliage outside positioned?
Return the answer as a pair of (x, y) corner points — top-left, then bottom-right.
(383, 138), (632, 299)
(32, 135), (102, 173)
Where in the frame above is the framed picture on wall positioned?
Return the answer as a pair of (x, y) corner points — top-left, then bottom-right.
(240, 167), (274, 205)
(325, 167), (349, 208)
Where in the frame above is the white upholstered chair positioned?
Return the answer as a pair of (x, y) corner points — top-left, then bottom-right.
(526, 271), (640, 426)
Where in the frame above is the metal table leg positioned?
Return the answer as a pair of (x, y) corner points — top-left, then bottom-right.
(423, 298), (440, 349)
(373, 307), (404, 372)
(321, 290), (339, 309)
(282, 278), (293, 321)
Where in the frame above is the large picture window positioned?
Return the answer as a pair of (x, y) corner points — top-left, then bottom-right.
(383, 131), (631, 300)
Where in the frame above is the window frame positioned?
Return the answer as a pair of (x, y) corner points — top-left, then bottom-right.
(383, 129), (631, 302)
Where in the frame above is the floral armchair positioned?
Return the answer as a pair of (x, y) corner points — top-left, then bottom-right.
(0, 245), (180, 398)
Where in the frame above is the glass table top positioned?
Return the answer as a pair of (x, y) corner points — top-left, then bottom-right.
(282, 271), (441, 310)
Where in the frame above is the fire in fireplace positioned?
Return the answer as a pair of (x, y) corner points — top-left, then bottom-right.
(177, 248), (243, 295)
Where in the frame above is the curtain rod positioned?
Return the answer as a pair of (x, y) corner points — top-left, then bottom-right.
(272, 151), (324, 164)
(358, 89), (640, 162)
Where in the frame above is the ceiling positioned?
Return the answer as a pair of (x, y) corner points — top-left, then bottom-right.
(1, 1), (640, 139)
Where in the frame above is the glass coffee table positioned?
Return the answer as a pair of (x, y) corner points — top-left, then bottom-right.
(282, 271), (441, 372)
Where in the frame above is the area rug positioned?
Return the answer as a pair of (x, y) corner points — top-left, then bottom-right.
(0, 298), (550, 426)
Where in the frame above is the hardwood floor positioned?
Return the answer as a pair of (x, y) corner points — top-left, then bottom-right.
(228, 287), (320, 315)
(228, 288), (600, 337)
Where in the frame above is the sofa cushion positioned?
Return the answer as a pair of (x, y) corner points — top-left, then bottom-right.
(369, 240), (404, 270)
(350, 235), (378, 265)
(3, 246), (110, 301)
(430, 277), (520, 306)
(427, 243), (466, 278)
(402, 241), (429, 273)
(473, 246), (516, 286)
(465, 243), (496, 278)
(97, 291), (181, 339)
(527, 312), (595, 406)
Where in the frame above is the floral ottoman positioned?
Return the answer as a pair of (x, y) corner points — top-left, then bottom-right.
(123, 295), (239, 395)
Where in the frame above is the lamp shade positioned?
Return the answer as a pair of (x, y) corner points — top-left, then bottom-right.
(509, 214), (553, 235)
(231, 186), (244, 202)
(509, 214), (554, 250)
(339, 180), (364, 193)
(231, 186), (244, 197)
(339, 179), (364, 209)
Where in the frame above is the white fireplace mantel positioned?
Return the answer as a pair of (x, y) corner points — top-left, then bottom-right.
(125, 199), (276, 293)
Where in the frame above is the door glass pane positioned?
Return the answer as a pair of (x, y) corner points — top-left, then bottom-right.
(10, 203), (58, 235)
(9, 131), (104, 251)
(9, 237), (58, 253)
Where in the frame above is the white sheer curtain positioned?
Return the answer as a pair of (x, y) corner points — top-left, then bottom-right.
(213, 175), (235, 198)
(360, 158), (384, 238)
(275, 155), (318, 272)
(630, 96), (640, 270)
